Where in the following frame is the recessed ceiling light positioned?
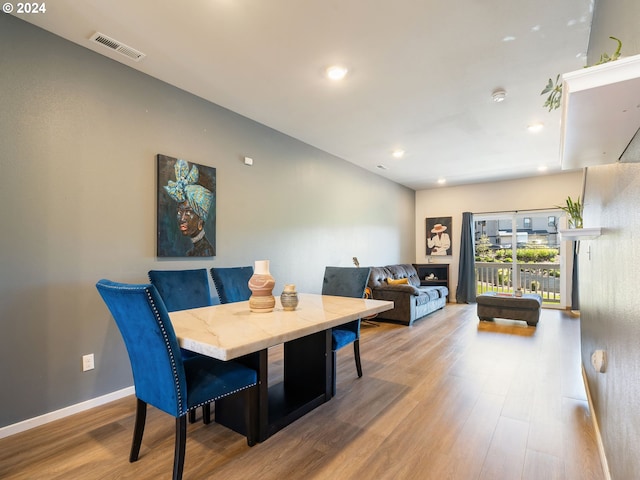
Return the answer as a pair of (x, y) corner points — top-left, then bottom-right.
(437, 178), (446, 185)
(502, 36), (516, 42)
(492, 89), (507, 102)
(326, 65), (348, 81)
(392, 149), (405, 159)
(528, 122), (544, 132)
(538, 165), (548, 172)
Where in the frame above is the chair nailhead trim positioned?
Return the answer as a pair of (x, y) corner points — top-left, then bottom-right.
(186, 382), (258, 414)
(145, 288), (185, 415)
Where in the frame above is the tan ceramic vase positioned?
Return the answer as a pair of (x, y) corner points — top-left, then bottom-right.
(248, 260), (276, 313)
(280, 284), (299, 311)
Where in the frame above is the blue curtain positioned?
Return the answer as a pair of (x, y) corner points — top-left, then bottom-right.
(456, 212), (476, 304)
(571, 241), (579, 310)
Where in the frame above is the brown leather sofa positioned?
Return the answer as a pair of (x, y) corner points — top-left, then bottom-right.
(367, 264), (447, 326)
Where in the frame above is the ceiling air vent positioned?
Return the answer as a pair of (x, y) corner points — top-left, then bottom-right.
(90, 32), (146, 62)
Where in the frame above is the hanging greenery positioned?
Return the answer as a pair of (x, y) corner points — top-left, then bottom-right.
(541, 74), (563, 112)
(541, 36), (623, 111)
(593, 36), (623, 65)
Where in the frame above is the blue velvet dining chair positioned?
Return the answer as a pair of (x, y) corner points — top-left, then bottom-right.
(148, 268), (213, 312)
(148, 268), (215, 423)
(321, 266), (372, 396)
(96, 279), (258, 480)
(210, 266), (254, 304)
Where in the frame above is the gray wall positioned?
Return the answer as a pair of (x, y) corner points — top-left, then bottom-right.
(0, 15), (414, 428)
(580, 164), (640, 479)
(578, 1), (640, 478)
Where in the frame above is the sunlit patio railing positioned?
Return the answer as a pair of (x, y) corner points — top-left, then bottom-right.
(475, 262), (561, 303)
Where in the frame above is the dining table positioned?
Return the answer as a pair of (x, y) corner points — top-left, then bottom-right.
(169, 293), (393, 442)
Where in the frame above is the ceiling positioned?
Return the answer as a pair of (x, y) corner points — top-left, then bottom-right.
(14, 0), (594, 190)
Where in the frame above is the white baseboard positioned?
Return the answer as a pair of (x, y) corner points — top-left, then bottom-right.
(0, 386), (135, 439)
(582, 365), (611, 480)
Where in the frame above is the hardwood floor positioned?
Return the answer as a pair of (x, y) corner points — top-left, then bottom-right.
(0, 304), (605, 480)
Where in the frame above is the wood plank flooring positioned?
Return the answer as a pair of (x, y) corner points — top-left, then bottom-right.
(0, 304), (605, 480)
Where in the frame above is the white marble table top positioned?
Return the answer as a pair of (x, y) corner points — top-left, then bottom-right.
(169, 293), (393, 360)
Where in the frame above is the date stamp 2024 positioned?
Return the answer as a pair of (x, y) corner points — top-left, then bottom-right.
(3, 2), (47, 14)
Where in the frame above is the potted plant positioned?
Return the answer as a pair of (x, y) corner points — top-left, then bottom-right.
(556, 196), (583, 229)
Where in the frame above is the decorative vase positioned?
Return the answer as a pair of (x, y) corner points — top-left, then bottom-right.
(280, 284), (299, 311)
(248, 260), (276, 313)
(569, 218), (583, 229)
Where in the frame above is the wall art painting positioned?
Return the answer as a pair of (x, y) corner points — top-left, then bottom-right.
(426, 216), (452, 256)
(157, 154), (216, 257)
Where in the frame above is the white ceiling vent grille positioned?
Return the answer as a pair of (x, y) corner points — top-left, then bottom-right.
(90, 32), (146, 62)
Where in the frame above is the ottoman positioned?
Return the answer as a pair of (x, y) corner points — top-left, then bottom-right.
(476, 292), (542, 326)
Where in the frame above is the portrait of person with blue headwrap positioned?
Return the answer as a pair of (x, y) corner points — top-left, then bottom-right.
(157, 155), (216, 257)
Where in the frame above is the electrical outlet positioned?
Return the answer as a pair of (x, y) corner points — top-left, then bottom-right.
(82, 353), (95, 372)
(591, 349), (606, 373)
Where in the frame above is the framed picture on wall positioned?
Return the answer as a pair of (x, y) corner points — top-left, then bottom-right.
(157, 154), (216, 257)
(426, 216), (452, 256)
